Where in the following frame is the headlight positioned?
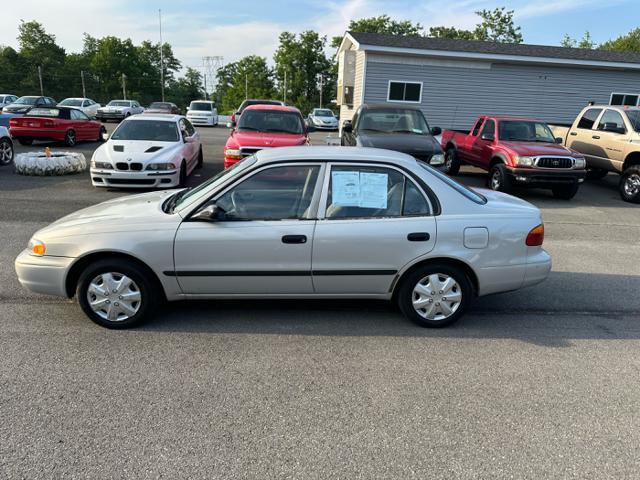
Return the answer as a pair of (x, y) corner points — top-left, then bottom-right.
(430, 154), (445, 166)
(225, 148), (241, 159)
(146, 162), (176, 171)
(91, 161), (113, 169)
(515, 155), (536, 167)
(28, 238), (46, 256)
(573, 157), (586, 169)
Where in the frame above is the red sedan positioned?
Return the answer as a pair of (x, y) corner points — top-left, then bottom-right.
(9, 106), (106, 147)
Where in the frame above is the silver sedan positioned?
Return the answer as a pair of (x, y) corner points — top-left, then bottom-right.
(15, 147), (551, 329)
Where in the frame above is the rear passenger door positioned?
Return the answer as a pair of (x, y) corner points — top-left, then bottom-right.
(312, 163), (436, 294)
(567, 108), (603, 163)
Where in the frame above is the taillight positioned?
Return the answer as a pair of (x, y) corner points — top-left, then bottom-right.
(43, 120), (54, 127)
(526, 224), (544, 246)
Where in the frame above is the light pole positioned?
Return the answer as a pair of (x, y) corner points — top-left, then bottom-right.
(159, 9), (165, 101)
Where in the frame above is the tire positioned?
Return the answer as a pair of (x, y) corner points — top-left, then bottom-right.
(619, 165), (640, 203)
(196, 148), (203, 169)
(586, 168), (608, 180)
(64, 129), (77, 147)
(18, 138), (33, 146)
(0, 137), (13, 165)
(488, 163), (513, 194)
(443, 147), (461, 175)
(97, 126), (107, 142)
(397, 263), (473, 328)
(179, 161), (187, 187)
(552, 184), (580, 200)
(76, 259), (158, 329)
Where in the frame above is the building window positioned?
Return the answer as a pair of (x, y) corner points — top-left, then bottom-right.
(388, 81), (422, 103)
(610, 93), (639, 106)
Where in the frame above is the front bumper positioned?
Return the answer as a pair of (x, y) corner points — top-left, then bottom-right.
(312, 123), (338, 130)
(15, 250), (74, 297)
(507, 168), (586, 188)
(91, 168), (180, 188)
(187, 115), (215, 126)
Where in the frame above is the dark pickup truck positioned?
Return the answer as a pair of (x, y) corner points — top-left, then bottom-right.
(441, 115), (587, 199)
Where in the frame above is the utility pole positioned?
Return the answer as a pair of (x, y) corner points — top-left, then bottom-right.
(122, 73), (127, 100)
(37, 66), (43, 95)
(318, 73), (324, 108)
(245, 73), (248, 100)
(81, 70), (86, 98)
(159, 9), (165, 101)
(202, 56), (223, 100)
(283, 71), (287, 104)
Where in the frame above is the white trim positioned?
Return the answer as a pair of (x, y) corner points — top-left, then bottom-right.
(337, 32), (361, 56)
(361, 51), (367, 104)
(357, 43), (640, 70)
(609, 92), (640, 106)
(387, 80), (423, 104)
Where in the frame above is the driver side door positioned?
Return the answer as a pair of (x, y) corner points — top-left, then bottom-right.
(173, 163), (324, 295)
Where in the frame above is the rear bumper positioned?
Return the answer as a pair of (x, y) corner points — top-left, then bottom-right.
(10, 128), (66, 141)
(507, 168), (586, 188)
(91, 168), (180, 188)
(523, 249), (552, 289)
(15, 250), (74, 297)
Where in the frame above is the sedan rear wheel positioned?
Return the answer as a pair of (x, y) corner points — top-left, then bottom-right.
(0, 138), (13, 165)
(77, 259), (158, 329)
(398, 263), (472, 328)
(64, 129), (77, 147)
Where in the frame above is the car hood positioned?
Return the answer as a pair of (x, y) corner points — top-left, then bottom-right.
(358, 132), (441, 155)
(36, 191), (179, 240)
(501, 141), (578, 157)
(230, 131), (307, 147)
(94, 140), (181, 164)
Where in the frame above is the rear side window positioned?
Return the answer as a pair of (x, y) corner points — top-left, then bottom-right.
(577, 108), (602, 129)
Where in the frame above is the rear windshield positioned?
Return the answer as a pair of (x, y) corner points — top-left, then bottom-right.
(418, 161), (487, 204)
(111, 119), (179, 142)
(238, 110), (304, 134)
(59, 99), (83, 107)
(149, 102), (172, 109)
(107, 101), (131, 107)
(625, 110), (640, 132)
(240, 100), (281, 111)
(25, 108), (61, 117)
(190, 102), (212, 111)
(15, 97), (38, 105)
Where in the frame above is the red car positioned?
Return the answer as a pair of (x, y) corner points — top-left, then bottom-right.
(441, 115), (587, 199)
(9, 106), (106, 147)
(224, 104), (312, 168)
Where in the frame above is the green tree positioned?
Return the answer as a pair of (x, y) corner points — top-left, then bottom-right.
(167, 67), (204, 109)
(600, 27), (640, 52)
(429, 7), (523, 43)
(331, 15), (423, 48)
(216, 55), (275, 113)
(560, 31), (596, 49)
(274, 31), (333, 114)
(17, 20), (66, 96)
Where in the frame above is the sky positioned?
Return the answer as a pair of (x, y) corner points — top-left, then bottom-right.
(2, 0), (639, 73)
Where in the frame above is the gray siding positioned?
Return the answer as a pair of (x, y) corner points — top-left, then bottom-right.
(363, 57), (640, 129)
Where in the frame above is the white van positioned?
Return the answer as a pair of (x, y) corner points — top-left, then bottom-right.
(186, 100), (218, 127)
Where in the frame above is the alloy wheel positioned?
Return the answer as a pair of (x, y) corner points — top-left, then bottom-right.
(66, 130), (76, 146)
(412, 273), (462, 321)
(86, 272), (142, 322)
(623, 173), (640, 197)
(0, 139), (13, 165)
(491, 170), (501, 190)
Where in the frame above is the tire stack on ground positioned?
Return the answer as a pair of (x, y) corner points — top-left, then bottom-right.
(14, 151), (87, 176)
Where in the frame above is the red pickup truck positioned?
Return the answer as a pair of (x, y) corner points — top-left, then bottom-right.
(441, 116), (586, 199)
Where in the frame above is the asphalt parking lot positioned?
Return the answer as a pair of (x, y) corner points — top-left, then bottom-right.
(1, 124), (640, 478)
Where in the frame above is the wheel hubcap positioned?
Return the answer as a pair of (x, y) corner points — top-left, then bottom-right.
(0, 141), (12, 164)
(491, 170), (501, 190)
(67, 132), (75, 145)
(624, 173), (640, 196)
(87, 272), (141, 322)
(412, 273), (462, 321)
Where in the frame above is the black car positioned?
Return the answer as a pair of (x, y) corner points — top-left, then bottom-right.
(3, 96), (57, 114)
(340, 104), (444, 165)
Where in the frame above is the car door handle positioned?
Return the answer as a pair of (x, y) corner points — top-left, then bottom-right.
(407, 232), (430, 242)
(592, 135), (600, 139)
(570, 132), (577, 136)
(282, 235), (307, 244)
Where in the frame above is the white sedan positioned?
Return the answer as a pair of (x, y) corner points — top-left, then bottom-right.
(16, 146), (551, 329)
(58, 98), (101, 118)
(90, 114), (203, 188)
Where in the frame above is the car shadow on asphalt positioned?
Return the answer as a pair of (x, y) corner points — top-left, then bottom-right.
(137, 271), (640, 348)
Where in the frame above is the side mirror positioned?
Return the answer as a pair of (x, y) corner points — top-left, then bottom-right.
(430, 126), (442, 136)
(342, 120), (353, 133)
(192, 204), (224, 222)
(555, 137), (563, 144)
(480, 133), (494, 141)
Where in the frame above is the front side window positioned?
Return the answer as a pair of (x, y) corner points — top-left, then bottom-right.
(358, 108), (430, 135)
(216, 165), (320, 221)
(598, 110), (626, 132)
(577, 108), (602, 129)
(471, 119), (484, 136)
(183, 119), (196, 136)
(325, 165), (429, 219)
(388, 81), (422, 103)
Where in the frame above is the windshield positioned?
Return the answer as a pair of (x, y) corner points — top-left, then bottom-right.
(359, 108), (430, 134)
(418, 161), (486, 204)
(149, 102), (172, 109)
(108, 101), (131, 107)
(625, 110), (640, 132)
(15, 97), (38, 105)
(190, 102), (212, 111)
(238, 110), (304, 134)
(170, 156), (257, 212)
(111, 120), (179, 142)
(59, 99), (82, 107)
(313, 109), (334, 117)
(498, 120), (556, 143)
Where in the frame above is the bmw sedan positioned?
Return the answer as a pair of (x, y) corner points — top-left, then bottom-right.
(90, 114), (203, 188)
(16, 147), (551, 329)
